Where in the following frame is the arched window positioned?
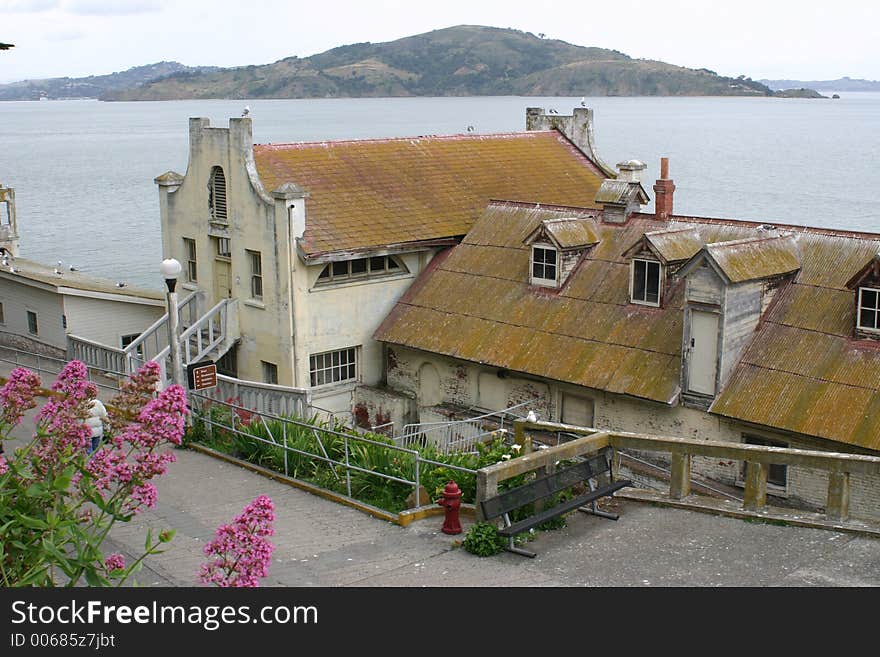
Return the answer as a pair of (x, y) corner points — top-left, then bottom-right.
(208, 166), (227, 223)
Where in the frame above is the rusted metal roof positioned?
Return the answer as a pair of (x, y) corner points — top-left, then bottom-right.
(702, 233), (801, 283)
(253, 131), (606, 257)
(527, 217), (601, 250)
(644, 228), (704, 264)
(377, 201), (880, 451)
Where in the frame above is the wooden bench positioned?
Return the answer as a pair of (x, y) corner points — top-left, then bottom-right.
(479, 448), (632, 558)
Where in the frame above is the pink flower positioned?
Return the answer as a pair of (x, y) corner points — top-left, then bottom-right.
(199, 495), (275, 588)
(0, 454), (8, 475)
(0, 367), (41, 429)
(104, 553), (125, 572)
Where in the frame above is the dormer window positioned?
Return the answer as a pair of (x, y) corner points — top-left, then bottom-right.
(208, 166), (227, 223)
(530, 244), (558, 287)
(858, 287), (880, 332)
(844, 252), (880, 339)
(631, 258), (661, 306)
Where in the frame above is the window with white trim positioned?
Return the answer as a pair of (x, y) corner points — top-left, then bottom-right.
(208, 166), (227, 223)
(309, 347), (358, 387)
(216, 237), (231, 258)
(247, 250), (263, 300)
(183, 237), (197, 283)
(858, 287), (880, 332)
(316, 255), (403, 284)
(262, 361), (278, 385)
(631, 258), (661, 306)
(121, 333), (144, 358)
(530, 245), (558, 287)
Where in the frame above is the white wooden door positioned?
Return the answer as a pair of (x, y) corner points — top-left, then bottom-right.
(688, 310), (719, 395)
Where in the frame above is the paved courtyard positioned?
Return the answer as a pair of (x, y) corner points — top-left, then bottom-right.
(5, 394), (880, 587)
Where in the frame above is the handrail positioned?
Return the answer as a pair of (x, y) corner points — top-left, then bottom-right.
(122, 290), (203, 370)
(493, 419), (880, 525)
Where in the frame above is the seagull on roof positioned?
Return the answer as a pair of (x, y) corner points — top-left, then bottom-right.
(548, 108), (558, 114)
(242, 106), (250, 117)
(580, 97), (586, 107)
(466, 125), (474, 132)
(69, 264), (77, 271)
(526, 410), (537, 423)
(116, 281), (126, 288)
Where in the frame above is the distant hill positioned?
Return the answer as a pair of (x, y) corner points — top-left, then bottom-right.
(761, 76), (880, 92)
(102, 25), (783, 101)
(0, 61), (219, 101)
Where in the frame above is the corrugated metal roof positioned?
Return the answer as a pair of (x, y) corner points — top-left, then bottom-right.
(644, 228), (703, 264)
(705, 234), (801, 283)
(541, 218), (601, 249)
(253, 131), (606, 256)
(377, 202), (880, 451)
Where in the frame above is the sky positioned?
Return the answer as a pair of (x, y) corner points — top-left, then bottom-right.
(1, 0), (878, 84)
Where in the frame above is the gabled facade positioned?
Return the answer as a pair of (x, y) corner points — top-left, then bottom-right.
(373, 164), (880, 519)
(156, 109), (612, 412)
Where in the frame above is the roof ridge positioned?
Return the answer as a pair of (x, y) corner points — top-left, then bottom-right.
(255, 131), (555, 149)
(706, 233), (793, 250)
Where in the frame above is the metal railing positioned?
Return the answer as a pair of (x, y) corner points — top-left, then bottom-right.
(190, 394), (477, 508)
(399, 400), (534, 454)
(67, 290), (205, 381)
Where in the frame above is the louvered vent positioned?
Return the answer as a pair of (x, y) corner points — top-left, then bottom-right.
(209, 166), (227, 222)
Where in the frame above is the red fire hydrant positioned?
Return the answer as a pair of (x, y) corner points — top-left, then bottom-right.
(436, 480), (463, 535)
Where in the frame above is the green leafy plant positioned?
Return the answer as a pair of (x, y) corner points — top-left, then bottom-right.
(462, 521), (507, 557)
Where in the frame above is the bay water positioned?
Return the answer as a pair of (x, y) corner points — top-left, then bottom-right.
(1, 93), (878, 288)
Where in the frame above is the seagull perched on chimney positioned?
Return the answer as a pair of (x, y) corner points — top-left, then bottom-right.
(526, 410), (537, 423)
(580, 97), (586, 107)
(242, 105), (250, 117)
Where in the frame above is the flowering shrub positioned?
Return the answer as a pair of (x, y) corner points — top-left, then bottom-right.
(0, 361), (185, 586)
(199, 495), (275, 587)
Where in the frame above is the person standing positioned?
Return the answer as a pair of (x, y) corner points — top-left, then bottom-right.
(86, 398), (108, 454)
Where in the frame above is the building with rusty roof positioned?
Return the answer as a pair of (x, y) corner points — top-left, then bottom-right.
(371, 160), (880, 519)
(155, 108), (616, 411)
(0, 184), (164, 360)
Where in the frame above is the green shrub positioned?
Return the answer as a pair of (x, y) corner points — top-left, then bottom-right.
(462, 522), (507, 557)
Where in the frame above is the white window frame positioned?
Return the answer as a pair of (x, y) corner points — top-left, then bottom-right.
(208, 166), (228, 223)
(261, 360), (278, 385)
(530, 244), (558, 288)
(315, 255), (404, 285)
(857, 287), (880, 332)
(630, 258), (662, 307)
(247, 250), (263, 300)
(309, 347), (359, 388)
(183, 237), (197, 283)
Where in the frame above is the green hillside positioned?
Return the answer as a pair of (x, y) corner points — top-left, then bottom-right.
(102, 25), (776, 100)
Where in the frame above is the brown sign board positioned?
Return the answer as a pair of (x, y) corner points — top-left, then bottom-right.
(187, 360), (217, 391)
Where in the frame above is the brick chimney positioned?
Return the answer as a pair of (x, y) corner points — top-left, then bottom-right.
(653, 157), (675, 221)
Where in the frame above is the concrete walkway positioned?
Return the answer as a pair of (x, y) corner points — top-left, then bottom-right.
(4, 391), (880, 586)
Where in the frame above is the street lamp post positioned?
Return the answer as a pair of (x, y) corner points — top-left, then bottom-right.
(160, 258), (185, 390)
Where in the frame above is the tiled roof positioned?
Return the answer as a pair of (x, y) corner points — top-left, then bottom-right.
(253, 131), (606, 257)
(376, 204), (880, 451)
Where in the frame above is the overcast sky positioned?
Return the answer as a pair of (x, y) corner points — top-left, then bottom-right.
(1, 0), (878, 84)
